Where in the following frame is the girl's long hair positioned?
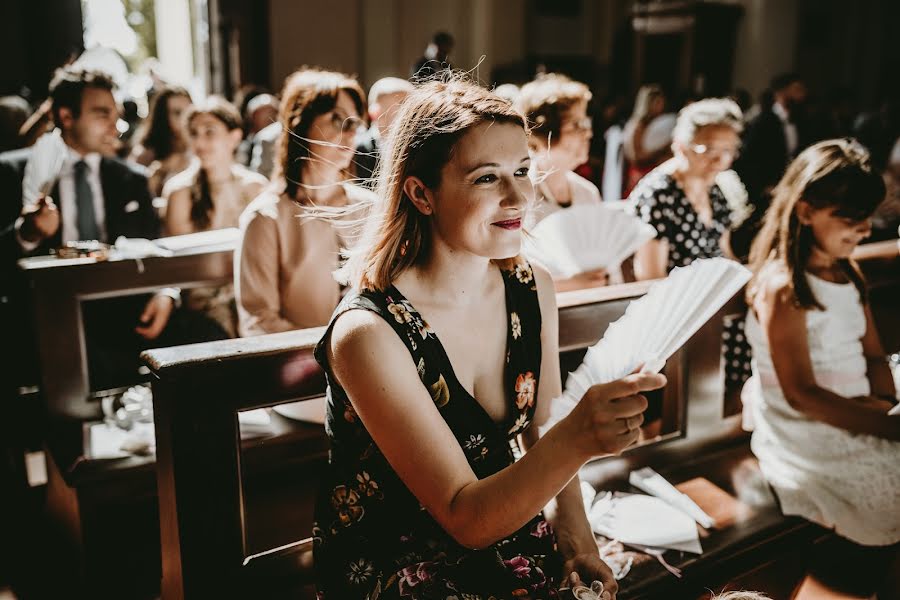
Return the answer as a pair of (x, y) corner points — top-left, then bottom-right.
(337, 75), (529, 292)
(184, 96), (242, 230)
(136, 85), (191, 160)
(747, 138), (885, 310)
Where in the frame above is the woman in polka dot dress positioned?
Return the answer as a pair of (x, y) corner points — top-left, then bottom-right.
(629, 98), (753, 390)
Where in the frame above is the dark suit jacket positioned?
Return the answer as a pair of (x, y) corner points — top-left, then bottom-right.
(733, 109), (790, 207)
(0, 147), (159, 260)
(354, 128), (380, 187)
(0, 149), (158, 384)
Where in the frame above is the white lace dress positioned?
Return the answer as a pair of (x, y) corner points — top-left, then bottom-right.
(742, 273), (900, 546)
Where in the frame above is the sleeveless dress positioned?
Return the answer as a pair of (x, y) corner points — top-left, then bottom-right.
(312, 262), (564, 599)
(742, 273), (900, 546)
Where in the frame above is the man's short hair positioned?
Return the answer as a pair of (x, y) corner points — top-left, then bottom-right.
(433, 31), (454, 47)
(368, 77), (415, 107)
(48, 67), (116, 125)
(770, 72), (802, 93)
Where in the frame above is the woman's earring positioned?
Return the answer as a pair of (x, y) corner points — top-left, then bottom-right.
(416, 188), (432, 214)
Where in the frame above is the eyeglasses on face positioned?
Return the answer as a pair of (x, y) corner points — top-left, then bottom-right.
(562, 116), (593, 133)
(328, 111), (365, 134)
(688, 143), (741, 159)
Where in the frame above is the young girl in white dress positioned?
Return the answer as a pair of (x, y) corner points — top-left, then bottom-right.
(743, 139), (899, 599)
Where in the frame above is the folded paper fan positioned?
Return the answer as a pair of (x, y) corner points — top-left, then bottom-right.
(525, 204), (657, 278)
(550, 257), (751, 422)
(22, 129), (68, 206)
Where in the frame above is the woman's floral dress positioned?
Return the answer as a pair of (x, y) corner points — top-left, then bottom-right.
(312, 262), (563, 599)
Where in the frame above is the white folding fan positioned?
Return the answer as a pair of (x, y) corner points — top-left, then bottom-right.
(525, 204), (657, 278)
(22, 129), (68, 206)
(549, 257), (751, 422)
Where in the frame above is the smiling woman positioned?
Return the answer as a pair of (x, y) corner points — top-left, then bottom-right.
(312, 77), (666, 599)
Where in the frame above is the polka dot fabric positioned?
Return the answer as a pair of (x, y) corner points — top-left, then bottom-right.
(628, 167), (732, 272)
(629, 166), (752, 392)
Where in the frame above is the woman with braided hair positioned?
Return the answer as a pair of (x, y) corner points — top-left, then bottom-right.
(163, 96), (267, 337)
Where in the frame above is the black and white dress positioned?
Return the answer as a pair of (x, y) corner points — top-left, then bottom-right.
(628, 168), (732, 270)
(628, 167), (752, 390)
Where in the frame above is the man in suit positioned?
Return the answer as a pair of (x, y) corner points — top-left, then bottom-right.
(731, 73), (809, 258)
(0, 67), (179, 391)
(411, 31), (454, 80)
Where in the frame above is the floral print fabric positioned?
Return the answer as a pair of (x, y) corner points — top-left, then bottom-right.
(312, 262), (562, 599)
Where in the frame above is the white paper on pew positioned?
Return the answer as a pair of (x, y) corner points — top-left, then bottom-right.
(88, 421), (155, 459)
(588, 493), (703, 555)
(629, 467), (716, 528)
(272, 398), (326, 424)
(238, 408), (274, 438)
(889, 403), (900, 416)
(112, 236), (173, 259)
(154, 227), (240, 252)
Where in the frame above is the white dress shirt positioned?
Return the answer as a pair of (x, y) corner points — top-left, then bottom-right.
(772, 101), (798, 157)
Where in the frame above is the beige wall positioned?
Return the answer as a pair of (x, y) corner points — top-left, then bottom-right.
(731, 0), (799, 98)
(270, 0), (529, 92)
(265, 0), (819, 102)
(268, 0), (362, 89)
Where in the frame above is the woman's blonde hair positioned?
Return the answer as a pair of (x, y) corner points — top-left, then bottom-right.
(747, 138), (885, 310)
(337, 76), (528, 291)
(627, 84), (665, 126)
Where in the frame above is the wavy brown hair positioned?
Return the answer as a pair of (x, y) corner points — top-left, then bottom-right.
(136, 85), (192, 160)
(273, 68), (366, 199)
(337, 76), (529, 291)
(515, 73), (591, 149)
(747, 138), (885, 310)
(184, 96), (242, 230)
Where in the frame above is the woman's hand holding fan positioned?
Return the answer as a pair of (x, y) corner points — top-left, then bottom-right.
(549, 257), (752, 425)
(525, 204), (657, 279)
(552, 372), (667, 459)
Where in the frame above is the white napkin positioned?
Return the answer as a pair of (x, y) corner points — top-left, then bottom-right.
(588, 493), (702, 555)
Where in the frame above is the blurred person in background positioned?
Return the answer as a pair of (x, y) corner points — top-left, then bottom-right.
(235, 69), (375, 337)
(355, 77), (414, 185)
(516, 73), (610, 291)
(622, 84), (673, 197)
(163, 96), (268, 337)
(0, 96), (32, 153)
(130, 85), (193, 198)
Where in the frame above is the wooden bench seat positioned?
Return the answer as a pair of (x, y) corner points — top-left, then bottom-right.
(42, 238), (897, 598)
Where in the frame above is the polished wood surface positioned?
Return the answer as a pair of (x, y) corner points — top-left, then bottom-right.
(30, 238), (898, 598)
(19, 240), (235, 420)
